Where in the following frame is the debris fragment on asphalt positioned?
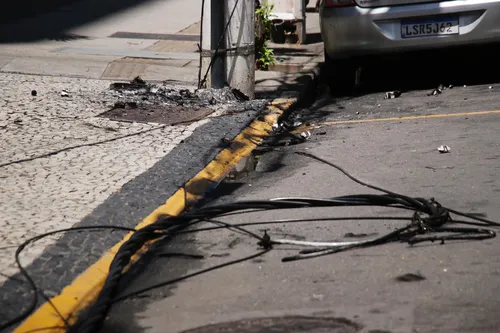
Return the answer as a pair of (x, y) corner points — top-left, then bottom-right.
(428, 84), (443, 96)
(489, 86), (493, 90)
(424, 166), (454, 171)
(273, 117), (303, 132)
(437, 145), (451, 153)
(344, 232), (372, 238)
(427, 83), (454, 96)
(428, 88), (441, 96)
(265, 117), (312, 147)
(31, 90), (37, 96)
(300, 131), (311, 140)
(384, 90), (401, 99)
(61, 89), (70, 97)
(312, 294), (325, 301)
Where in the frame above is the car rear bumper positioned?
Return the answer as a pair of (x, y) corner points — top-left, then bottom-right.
(321, 0), (500, 59)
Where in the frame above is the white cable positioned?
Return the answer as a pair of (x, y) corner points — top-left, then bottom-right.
(272, 238), (373, 247)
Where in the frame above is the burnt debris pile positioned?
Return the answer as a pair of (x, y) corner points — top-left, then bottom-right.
(107, 76), (265, 112)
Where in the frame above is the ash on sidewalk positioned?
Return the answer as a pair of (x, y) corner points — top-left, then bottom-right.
(101, 77), (263, 125)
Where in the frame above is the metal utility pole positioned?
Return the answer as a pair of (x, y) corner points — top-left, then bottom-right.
(225, 0), (255, 99)
(200, 0), (255, 99)
(200, 0), (225, 89)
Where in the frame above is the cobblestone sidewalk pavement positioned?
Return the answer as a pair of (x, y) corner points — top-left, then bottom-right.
(0, 73), (203, 286)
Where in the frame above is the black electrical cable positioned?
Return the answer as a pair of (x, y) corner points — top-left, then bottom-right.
(446, 207), (500, 227)
(99, 217), (411, 303)
(69, 189), (499, 333)
(295, 152), (429, 212)
(112, 249), (270, 303)
(12, 193), (496, 333)
(199, 218), (264, 240)
(180, 216), (413, 234)
(0, 226), (136, 331)
(282, 225), (415, 262)
(72, 217), (498, 307)
(197, 0), (205, 89)
(407, 227), (496, 245)
(2, 219), (262, 331)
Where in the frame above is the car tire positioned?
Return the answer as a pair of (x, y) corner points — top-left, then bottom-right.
(324, 50), (356, 96)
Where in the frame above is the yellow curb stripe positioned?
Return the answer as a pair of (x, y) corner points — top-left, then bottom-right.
(14, 99), (292, 333)
(317, 110), (500, 126)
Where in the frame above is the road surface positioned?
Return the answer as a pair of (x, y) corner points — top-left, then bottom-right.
(100, 54), (500, 333)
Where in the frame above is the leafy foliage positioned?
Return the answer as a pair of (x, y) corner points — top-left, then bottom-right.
(255, 1), (276, 70)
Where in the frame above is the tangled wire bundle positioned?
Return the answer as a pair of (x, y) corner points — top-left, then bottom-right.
(4, 152), (499, 333)
(66, 152), (499, 333)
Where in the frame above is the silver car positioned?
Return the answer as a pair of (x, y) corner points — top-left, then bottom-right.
(319, 0), (500, 92)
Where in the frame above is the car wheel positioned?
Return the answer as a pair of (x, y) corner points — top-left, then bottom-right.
(324, 50), (356, 96)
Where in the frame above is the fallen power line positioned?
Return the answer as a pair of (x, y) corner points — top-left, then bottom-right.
(3, 152), (499, 333)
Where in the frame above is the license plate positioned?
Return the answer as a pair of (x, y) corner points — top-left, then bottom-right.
(401, 17), (459, 39)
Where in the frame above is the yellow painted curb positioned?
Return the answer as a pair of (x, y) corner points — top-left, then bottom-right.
(14, 99), (294, 333)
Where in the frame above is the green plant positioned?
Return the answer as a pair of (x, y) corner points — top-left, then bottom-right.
(255, 1), (276, 70)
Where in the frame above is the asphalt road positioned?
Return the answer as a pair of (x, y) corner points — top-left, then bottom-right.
(99, 52), (500, 333)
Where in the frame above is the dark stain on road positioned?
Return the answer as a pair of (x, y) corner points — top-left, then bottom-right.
(344, 232), (377, 238)
(273, 232), (307, 241)
(395, 273), (426, 282)
(179, 316), (363, 333)
(227, 237), (243, 249)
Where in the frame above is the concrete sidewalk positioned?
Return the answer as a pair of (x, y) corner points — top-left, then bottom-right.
(0, 11), (323, 98)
